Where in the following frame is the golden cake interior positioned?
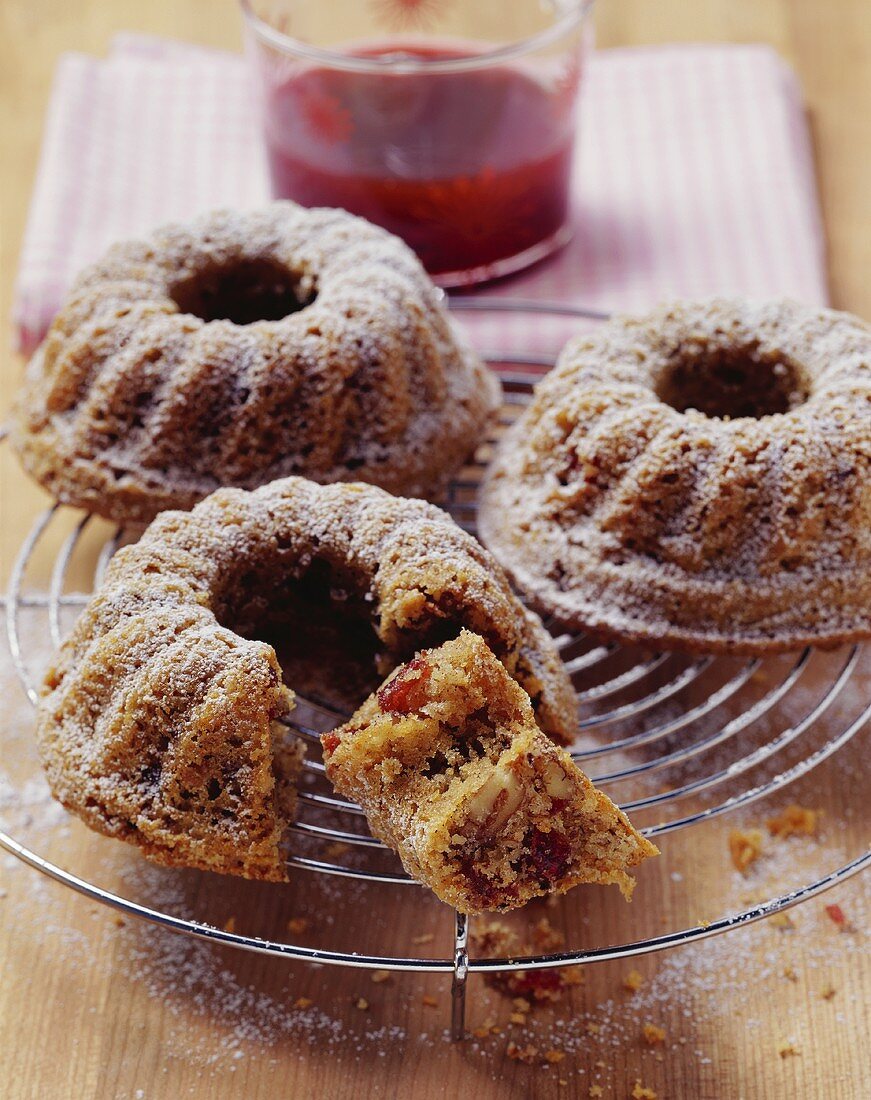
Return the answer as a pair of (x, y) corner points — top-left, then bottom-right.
(323, 630), (657, 914)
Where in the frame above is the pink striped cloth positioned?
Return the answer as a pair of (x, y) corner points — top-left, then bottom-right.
(13, 33), (827, 358)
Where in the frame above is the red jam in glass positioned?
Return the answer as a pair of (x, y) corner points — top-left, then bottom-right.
(263, 43), (578, 280)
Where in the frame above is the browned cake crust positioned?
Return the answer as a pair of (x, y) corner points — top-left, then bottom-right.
(37, 478), (577, 881)
(11, 202), (501, 524)
(322, 631), (657, 913)
(479, 298), (871, 655)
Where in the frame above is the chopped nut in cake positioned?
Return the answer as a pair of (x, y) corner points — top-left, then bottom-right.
(321, 631), (657, 914)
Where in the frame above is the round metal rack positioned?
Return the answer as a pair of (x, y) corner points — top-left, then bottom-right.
(1, 299), (868, 1041)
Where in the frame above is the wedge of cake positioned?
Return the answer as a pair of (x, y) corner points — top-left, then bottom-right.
(321, 631), (658, 913)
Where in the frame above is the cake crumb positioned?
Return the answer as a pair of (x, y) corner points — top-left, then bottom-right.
(371, 970), (391, 984)
(513, 997), (532, 1014)
(532, 917), (566, 951)
(632, 1083), (657, 1099)
(293, 997), (312, 1010)
(728, 828), (763, 873)
(820, 985), (837, 1001)
(769, 912), (796, 930)
(589, 1087), (604, 1098)
(824, 904), (854, 932)
(510, 1012), (527, 1025)
(421, 994), (438, 1007)
(412, 932), (435, 945)
(223, 916), (237, 933)
(472, 920), (583, 1002)
(623, 969), (644, 992)
(766, 804), (820, 839)
(698, 919), (711, 929)
(782, 966), (798, 982)
(642, 1023), (666, 1045)
(506, 1041), (539, 1064)
(544, 1049), (565, 1064)
(286, 917), (308, 935)
(113, 916), (126, 928)
(472, 1017), (499, 1039)
(585, 1022), (601, 1035)
(777, 1040), (801, 1058)
(354, 997), (369, 1011)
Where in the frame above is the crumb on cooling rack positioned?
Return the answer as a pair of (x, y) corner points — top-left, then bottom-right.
(370, 970), (390, 984)
(354, 997), (369, 1011)
(471, 920), (514, 956)
(293, 997), (313, 1010)
(588, 1087), (604, 1098)
(728, 828), (764, 873)
(585, 1022), (601, 1035)
(471, 917), (580, 1003)
(642, 1022), (667, 1045)
(766, 804), (821, 839)
(286, 917), (308, 935)
(223, 916), (237, 933)
(412, 932), (435, 945)
(632, 1082), (657, 1099)
(531, 917), (567, 951)
(421, 994), (438, 1007)
(824, 903), (855, 932)
(777, 1040), (801, 1058)
(769, 912), (797, 930)
(544, 1049), (565, 1064)
(782, 966), (798, 982)
(623, 969), (644, 992)
(820, 984), (837, 1001)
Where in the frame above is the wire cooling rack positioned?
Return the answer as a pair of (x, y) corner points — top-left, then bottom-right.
(1, 299), (869, 1041)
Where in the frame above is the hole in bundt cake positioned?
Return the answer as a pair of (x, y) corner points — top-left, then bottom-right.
(653, 344), (811, 419)
(211, 552), (499, 716)
(170, 259), (316, 325)
(211, 556), (386, 713)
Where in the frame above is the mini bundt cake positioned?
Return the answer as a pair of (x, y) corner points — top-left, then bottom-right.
(37, 477), (578, 881)
(479, 298), (871, 655)
(12, 202), (501, 524)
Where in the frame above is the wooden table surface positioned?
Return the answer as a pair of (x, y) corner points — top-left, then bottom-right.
(1, 2), (869, 1098)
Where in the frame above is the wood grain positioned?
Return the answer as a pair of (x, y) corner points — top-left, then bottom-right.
(1, 3), (868, 1098)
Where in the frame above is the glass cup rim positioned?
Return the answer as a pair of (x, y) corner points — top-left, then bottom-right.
(239, 0), (595, 73)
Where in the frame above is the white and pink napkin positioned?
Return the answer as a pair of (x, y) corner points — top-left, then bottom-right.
(13, 33), (828, 357)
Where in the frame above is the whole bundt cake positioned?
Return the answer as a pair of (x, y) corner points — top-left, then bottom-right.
(37, 477), (577, 881)
(12, 202), (501, 524)
(479, 298), (871, 655)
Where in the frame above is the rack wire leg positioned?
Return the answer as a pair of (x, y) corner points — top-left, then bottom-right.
(451, 910), (469, 1041)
